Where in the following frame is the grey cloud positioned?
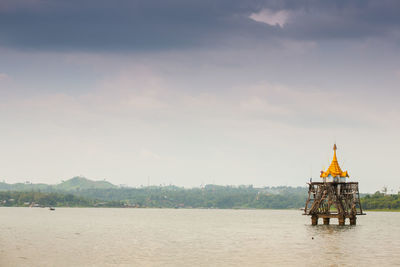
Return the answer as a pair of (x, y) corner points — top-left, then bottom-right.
(282, 0), (400, 40)
(0, 0), (399, 51)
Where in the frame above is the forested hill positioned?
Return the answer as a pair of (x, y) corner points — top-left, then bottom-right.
(0, 176), (117, 192)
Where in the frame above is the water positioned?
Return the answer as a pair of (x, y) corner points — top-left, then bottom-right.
(0, 208), (399, 266)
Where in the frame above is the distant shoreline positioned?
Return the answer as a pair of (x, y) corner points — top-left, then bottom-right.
(1, 177), (399, 210)
(2, 206), (400, 212)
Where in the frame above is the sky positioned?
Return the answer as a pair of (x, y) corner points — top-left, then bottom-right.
(0, 0), (399, 192)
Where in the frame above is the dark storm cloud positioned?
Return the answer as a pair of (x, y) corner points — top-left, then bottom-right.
(0, 0), (399, 51)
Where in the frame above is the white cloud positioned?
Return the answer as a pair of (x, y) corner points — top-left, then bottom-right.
(249, 9), (290, 28)
(95, 68), (170, 112)
(1, 69), (395, 131)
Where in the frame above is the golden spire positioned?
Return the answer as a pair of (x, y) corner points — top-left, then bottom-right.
(320, 144), (349, 178)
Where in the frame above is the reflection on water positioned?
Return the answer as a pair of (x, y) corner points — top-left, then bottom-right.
(306, 225), (358, 265)
(0, 208), (399, 266)
(306, 224), (356, 236)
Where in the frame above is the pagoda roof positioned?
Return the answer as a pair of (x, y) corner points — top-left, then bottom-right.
(320, 144), (349, 178)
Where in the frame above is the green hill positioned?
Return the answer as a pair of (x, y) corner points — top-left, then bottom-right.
(56, 176), (117, 191)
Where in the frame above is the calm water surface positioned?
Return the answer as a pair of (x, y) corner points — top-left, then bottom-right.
(0, 208), (399, 266)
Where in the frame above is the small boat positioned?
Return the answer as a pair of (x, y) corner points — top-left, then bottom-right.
(49, 207), (55, 211)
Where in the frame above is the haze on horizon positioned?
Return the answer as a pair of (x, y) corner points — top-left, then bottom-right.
(0, 0), (399, 193)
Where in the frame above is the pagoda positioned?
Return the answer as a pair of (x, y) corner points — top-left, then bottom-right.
(303, 144), (365, 225)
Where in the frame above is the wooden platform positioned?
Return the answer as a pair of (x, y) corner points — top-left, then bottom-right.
(303, 182), (365, 225)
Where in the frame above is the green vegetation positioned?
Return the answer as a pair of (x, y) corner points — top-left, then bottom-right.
(0, 178), (308, 208)
(0, 178), (399, 210)
(361, 191), (400, 210)
(56, 177), (117, 191)
(70, 185), (308, 209)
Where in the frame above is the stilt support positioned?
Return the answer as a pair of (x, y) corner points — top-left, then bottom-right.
(338, 217), (345, 226)
(323, 218), (330, 225)
(350, 217), (356, 225)
(311, 215), (318, 225)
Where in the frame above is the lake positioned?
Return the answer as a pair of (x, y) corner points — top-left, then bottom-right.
(0, 208), (399, 266)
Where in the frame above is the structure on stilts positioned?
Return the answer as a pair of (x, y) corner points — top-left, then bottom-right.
(303, 144), (365, 225)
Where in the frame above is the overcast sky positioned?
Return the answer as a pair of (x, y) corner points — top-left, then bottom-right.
(0, 0), (399, 192)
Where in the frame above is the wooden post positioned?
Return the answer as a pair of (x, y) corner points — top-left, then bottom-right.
(350, 217), (356, 225)
(338, 217), (345, 226)
(323, 218), (330, 225)
(311, 215), (318, 225)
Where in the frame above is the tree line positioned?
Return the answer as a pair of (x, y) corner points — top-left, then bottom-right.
(361, 191), (400, 210)
(0, 191), (121, 207)
(0, 185), (398, 210)
(0, 185), (307, 209)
